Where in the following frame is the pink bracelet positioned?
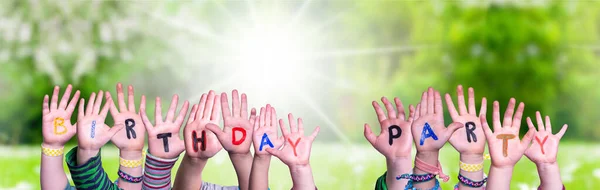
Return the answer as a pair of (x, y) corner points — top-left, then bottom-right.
(415, 156), (449, 182)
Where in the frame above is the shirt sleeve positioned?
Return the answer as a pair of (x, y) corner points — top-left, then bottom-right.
(65, 147), (120, 190)
(142, 152), (179, 190)
(374, 171), (388, 190)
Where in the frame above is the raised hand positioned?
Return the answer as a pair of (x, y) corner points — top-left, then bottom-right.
(206, 90), (255, 154)
(412, 88), (463, 152)
(266, 114), (320, 167)
(446, 85), (487, 155)
(141, 94), (189, 159)
(525, 112), (568, 164)
(42, 85), (80, 148)
(183, 91), (223, 159)
(76, 91), (124, 151)
(480, 98), (535, 168)
(253, 104), (284, 156)
(109, 83), (145, 152)
(364, 97), (415, 159)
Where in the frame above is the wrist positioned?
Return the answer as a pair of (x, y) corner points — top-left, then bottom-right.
(416, 151), (439, 164)
(460, 154), (484, 164)
(120, 150), (143, 160)
(290, 164), (312, 174)
(490, 165), (513, 174)
(42, 142), (64, 149)
(228, 152), (252, 159)
(254, 154), (272, 161)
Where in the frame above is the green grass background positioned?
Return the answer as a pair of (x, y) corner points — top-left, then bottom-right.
(1, 142), (598, 189)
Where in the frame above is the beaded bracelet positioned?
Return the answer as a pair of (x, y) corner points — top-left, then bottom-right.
(458, 173), (487, 188)
(118, 169), (143, 183)
(405, 178), (440, 190)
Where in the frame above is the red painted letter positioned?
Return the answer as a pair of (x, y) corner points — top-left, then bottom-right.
(288, 138), (301, 156)
(496, 134), (516, 157)
(535, 136), (548, 154)
(232, 127), (246, 145)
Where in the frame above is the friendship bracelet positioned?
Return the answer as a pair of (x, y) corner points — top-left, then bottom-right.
(415, 156), (449, 182)
(458, 173), (487, 188)
(410, 173), (437, 183)
(405, 178), (440, 190)
(396, 173), (411, 180)
(120, 156), (144, 168)
(459, 160), (484, 172)
(41, 144), (64, 157)
(118, 169), (143, 183)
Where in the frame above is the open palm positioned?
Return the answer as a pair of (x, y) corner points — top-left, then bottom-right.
(364, 97), (414, 159)
(411, 88), (463, 152)
(253, 105), (284, 156)
(109, 83), (146, 151)
(42, 85), (80, 148)
(77, 91), (124, 150)
(446, 85), (487, 154)
(207, 90), (255, 154)
(266, 113), (320, 166)
(525, 112), (568, 164)
(481, 99), (535, 168)
(141, 95), (189, 159)
(184, 91), (223, 159)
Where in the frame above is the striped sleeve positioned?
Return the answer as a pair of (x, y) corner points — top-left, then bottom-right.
(65, 147), (120, 190)
(142, 152), (178, 190)
(374, 171), (388, 190)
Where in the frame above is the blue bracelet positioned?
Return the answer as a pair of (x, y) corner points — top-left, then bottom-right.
(404, 178), (440, 190)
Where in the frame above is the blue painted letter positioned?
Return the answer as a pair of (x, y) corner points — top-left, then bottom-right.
(419, 122), (438, 145)
(259, 133), (274, 151)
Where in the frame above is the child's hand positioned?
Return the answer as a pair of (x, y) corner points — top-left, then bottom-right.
(141, 95), (189, 159)
(446, 85), (487, 155)
(480, 98), (535, 168)
(411, 88), (463, 153)
(183, 91), (223, 159)
(252, 104), (284, 157)
(42, 85), (80, 148)
(266, 113), (320, 167)
(364, 97), (414, 160)
(76, 91), (124, 151)
(524, 112), (568, 165)
(109, 83), (146, 152)
(206, 90), (255, 154)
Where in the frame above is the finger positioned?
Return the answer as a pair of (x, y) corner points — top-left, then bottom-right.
(211, 95), (221, 121)
(241, 93), (249, 119)
(43, 95), (50, 115)
(100, 92), (111, 118)
(480, 114), (493, 140)
(58, 84), (73, 110)
(434, 91), (443, 117)
(419, 91), (427, 116)
(394, 97), (406, 120)
(221, 92), (232, 118)
(468, 87), (477, 115)
(279, 119), (290, 138)
(414, 103), (421, 120)
(127, 85), (136, 112)
(50, 86), (59, 110)
(93, 90), (104, 115)
(206, 123), (226, 140)
(502, 98), (516, 127)
(203, 91), (215, 119)
(265, 104), (272, 126)
(492, 101), (501, 131)
(63, 90), (80, 118)
(155, 97), (163, 124)
(298, 118), (305, 134)
(288, 113), (297, 133)
(253, 112), (260, 131)
(545, 115), (552, 133)
(165, 95), (179, 122)
(270, 107), (277, 127)
(86, 92), (96, 116)
(407, 104), (415, 123)
(512, 102), (525, 130)
(307, 126), (320, 142)
(259, 107), (266, 127)
(196, 93), (207, 119)
(381, 97), (396, 119)
(108, 93), (119, 119)
(78, 98), (85, 118)
(232, 90), (241, 117)
(535, 111), (545, 132)
(174, 101), (190, 126)
(139, 96), (154, 131)
(520, 127), (536, 150)
(457, 85), (468, 115)
(116, 83), (127, 112)
(479, 97), (487, 116)
(556, 124), (568, 139)
(363, 124), (377, 146)
(372, 101), (387, 122)
(188, 104), (198, 124)
(248, 108), (257, 126)
(444, 93), (459, 120)
(427, 87), (434, 114)
(526, 117), (537, 132)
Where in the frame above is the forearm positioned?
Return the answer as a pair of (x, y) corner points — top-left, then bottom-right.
(142, 152), (179, 190)
(249, 155), (271, 190)
(173, 155), (208, 190)
(487, 166), (513, 190)
(413, 151), (439, 189)
(76, 147), (100, 165)
(40, 144), (69, 189)
(66, 147), (119, 190)
(118, 150), (144, 189)
(536, 162), (563, 190)
(385, 158), (412, 190)
(458, 154), (484, 190)
(289, 165), (316, 190)
(229, 152), (253, 190)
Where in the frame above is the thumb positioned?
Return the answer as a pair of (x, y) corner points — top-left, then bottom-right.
(446, 122), (464, 134)
(265, 148), (282, 158)
(108, 124), (125, 138)
(520, 126), (536, 151)
(205, 123), (225, 140)
(363, 123), (377, 146)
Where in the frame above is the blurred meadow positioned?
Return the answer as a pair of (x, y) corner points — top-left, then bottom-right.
(0, 0), (599, 189)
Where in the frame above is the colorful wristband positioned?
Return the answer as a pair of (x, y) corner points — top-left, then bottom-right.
(459, 160), (484, 172)
(458, 173), (487, 187)
(405, 178), (440, 190)
(41, 144), (64, 157)
(118, 169), (143, 183)
(410, 173), (436, 183)
(396, 173), (411, 180)
(120, 156), (143, 168)
(415, 156), (449, 182)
